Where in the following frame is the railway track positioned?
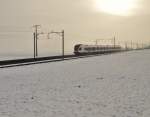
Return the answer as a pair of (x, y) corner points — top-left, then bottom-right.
(0, 54), (105, 68)
(0, 49), (127, 68)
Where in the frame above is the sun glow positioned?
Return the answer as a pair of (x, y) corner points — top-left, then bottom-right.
(95, 0), (138, 16)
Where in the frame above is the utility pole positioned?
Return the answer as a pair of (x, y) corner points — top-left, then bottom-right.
(125, 42), (128, 50)
(33, 25), (41, 58)
(142, 43), (144, 49)
(95, 40), (98, 45)
(114, 36), (116, 47)
(131, 41), (133, 50)
(62, 30), (64, 59)
(33, 32), (36, 58)
(136, 43), (139, 50)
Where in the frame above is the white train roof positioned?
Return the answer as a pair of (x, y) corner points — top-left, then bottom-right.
(80, 44), (121, 48)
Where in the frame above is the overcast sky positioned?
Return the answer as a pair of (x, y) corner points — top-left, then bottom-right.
(0, 0), (150, 55)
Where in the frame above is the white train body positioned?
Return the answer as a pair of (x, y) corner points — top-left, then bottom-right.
(74, 44), (122, 55)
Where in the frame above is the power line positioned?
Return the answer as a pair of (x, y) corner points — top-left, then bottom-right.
(48, 30), (65, 59)
(0, 31), (32, 33)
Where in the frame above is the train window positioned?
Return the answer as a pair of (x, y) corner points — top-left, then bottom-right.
(85, 48), (89, 51)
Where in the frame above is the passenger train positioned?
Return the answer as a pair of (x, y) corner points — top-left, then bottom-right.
(74, 44), (122, 55)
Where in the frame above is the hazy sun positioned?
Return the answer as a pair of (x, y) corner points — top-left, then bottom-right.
(95, 0), (138, 16)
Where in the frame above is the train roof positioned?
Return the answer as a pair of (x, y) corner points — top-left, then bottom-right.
(76, 44), (121, 47)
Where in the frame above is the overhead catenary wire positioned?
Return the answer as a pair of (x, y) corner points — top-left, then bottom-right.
(0, 31), (32, 33)
(0, 25), (33, 34)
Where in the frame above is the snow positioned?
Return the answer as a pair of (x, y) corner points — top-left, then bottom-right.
(0, 50), (150, 117)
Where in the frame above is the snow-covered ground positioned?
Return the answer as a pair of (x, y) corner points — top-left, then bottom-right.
(0, 50), (150, 117)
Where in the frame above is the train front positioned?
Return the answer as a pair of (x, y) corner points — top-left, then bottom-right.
(74, 44), (82, 55)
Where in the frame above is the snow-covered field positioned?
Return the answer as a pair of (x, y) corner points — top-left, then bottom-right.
(0, 50), (150, 117)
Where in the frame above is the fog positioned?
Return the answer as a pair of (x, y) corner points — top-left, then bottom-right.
(0, 0), (150, 57)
